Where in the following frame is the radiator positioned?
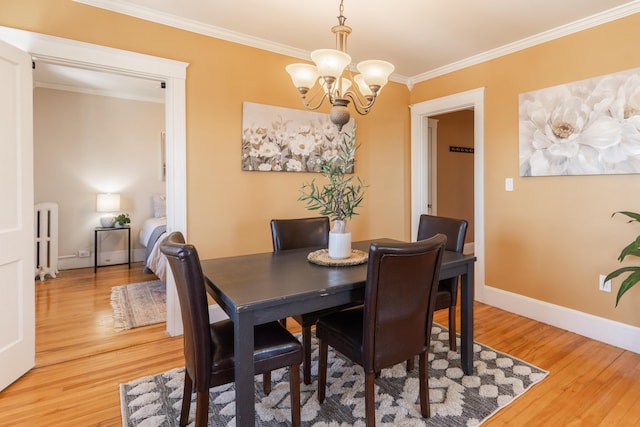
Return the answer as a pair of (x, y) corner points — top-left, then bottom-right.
(35, 202), (59, 281)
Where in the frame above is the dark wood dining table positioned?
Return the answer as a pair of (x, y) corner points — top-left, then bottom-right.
(201, 238), (476, 426)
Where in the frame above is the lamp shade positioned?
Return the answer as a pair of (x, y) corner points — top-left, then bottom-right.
(356, 60), (395, 87)
(311, 49), (351, 79)
(96, 193), (120, 213)
(285, 63), (319, 89)
(354, 74), (373, 97)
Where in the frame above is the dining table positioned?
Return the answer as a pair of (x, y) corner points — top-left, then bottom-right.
(200, 238), (476, 426)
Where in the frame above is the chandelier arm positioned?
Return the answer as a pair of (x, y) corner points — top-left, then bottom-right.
(300, 88), (330, 111)
(344, 91), (377, 115)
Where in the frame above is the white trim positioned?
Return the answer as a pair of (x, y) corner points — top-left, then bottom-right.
(73, 0), (640, 88)
(482, 285), (640, 354)
(0, 26), (188, 336)
(410, 87), (486, 300)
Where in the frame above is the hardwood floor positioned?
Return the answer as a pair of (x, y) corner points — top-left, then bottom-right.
(1, 263), (639, 426)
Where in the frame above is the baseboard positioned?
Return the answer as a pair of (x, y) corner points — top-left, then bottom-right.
(479, 285), (640, 354)
(57, 248), (146, 270)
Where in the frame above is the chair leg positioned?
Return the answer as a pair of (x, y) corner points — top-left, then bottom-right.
(289, 363), (301, 427)
(365, 372), (376, 427)
(318, 341), (328, 403)
(263, 371), (272, 394)
(180, 374), (193, 426)
(418, 352), (430, 418)
(449, 307), (457, 351)
(302, 326), (312, 385)
(195, 390), (209, 427)
(406, 357), (414, 372)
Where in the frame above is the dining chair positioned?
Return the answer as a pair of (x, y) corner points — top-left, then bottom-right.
(160, 232), (302, 427)
(270, 216), (362, 385)
(417, 214), (468, 351)
(315, 235), (447, 426)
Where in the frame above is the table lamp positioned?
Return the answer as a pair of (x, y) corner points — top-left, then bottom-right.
(96, 193), (120, 228)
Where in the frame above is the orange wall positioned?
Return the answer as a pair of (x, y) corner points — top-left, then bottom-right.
(3, 1), (640, 327)
(0, 0), (412, 257)
(432, 110), (474, 243)
(411, 13), (640, 326)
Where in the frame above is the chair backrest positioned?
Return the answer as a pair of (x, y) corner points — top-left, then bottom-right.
(160, 232), (212, 391)
(417, 214), (468, 253)
(270, 217), (329, 251)
(362, 234), (447, 373)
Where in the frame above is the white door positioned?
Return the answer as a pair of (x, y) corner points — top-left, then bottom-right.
(0, 39), (35, 391)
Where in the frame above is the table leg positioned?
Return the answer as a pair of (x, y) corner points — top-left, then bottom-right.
(94, 229), (98, 273)
(460, 264), (475, 374)
(234, 314), (255, 426)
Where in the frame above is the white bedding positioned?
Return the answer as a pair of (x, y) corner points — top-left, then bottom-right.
(146, 231), (168, 282)
(140, 216), (167, 246)
(140, 216), (168, 282)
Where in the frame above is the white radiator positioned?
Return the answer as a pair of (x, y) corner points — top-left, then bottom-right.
(35, 202), (59, 281)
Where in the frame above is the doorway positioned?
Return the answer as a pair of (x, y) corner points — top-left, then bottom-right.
(410, 87), (485, 298)
(0, 26), (188, 336)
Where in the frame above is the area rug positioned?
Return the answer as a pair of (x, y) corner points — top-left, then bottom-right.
(120, 324), (547, 426)
(111, 280), (166, 331)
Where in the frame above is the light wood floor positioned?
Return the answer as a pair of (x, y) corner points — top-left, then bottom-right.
(1, 263), (639, 426)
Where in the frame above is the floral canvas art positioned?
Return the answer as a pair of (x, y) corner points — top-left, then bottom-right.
(519, 67), (640, 176)
(242, 102), (355, 172)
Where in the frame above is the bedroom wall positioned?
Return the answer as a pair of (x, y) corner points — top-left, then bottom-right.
(33, 87), (165, 269)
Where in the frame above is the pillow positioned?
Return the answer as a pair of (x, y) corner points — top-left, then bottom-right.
(152, 194), (166, 218)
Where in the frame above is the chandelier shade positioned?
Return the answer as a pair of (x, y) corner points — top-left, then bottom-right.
(310, 49), (351, 79)
(285, 64), (319, 91)
(285, 0), (394, 130)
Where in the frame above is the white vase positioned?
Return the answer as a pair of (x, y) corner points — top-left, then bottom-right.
(100, 216), (114, 228)
(328, 220), (351, 259)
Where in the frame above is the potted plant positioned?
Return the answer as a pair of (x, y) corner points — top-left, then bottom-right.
(113, 213), (131, 228)
(298, 130), (366, 259)
(605, 211), (640, 306)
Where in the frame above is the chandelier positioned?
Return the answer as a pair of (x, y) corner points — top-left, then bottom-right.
(285, 0), (395, 131)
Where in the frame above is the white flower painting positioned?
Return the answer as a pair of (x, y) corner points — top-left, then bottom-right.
(242, 102), (355, 172)
(519, 68), (640, 176)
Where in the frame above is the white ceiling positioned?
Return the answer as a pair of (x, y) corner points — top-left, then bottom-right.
(35, 0), (640, 99)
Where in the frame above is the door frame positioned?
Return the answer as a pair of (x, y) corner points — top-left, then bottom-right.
(0, 26), (188, 335)
(410, 87), (486, 299)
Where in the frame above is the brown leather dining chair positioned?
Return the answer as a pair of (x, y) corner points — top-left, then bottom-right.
(160, 232), (303, 427)
(270, 216), (361, 385)
(417, 214), (468, 351)
(315, 235), (447, 426)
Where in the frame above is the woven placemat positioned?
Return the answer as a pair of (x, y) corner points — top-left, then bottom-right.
(307, 249), (368, 266)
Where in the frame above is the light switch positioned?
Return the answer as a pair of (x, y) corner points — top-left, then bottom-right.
(505, 178), (514, 192)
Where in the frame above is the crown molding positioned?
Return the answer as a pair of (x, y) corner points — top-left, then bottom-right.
(34, 82), (164, 103)
(408, 0), (640, 86)
(74, 0), (640, 89)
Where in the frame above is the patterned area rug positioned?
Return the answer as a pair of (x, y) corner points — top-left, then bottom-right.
(111, 280), (166, 331)
(120, 324), (547, 426)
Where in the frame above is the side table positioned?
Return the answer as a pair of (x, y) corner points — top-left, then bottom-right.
(94, 226), (131, 273)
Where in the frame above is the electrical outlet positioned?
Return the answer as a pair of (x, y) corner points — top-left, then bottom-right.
(78, 250), (90, 258)
(599, 274), (611, 293)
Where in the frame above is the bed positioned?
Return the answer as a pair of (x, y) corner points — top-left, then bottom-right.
(140, 194), (168, 281)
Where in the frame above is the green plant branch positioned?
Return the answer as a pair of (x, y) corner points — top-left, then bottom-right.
(298, 130), (366, 222)
(605, 211), (640, 306)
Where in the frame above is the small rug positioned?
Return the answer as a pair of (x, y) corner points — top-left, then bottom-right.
(120, 324), (547, 426)
(111, 280), (166, 331)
